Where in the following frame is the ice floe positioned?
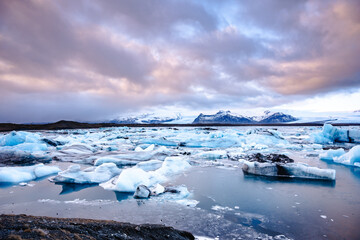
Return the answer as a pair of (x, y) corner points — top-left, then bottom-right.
(312, 124), (360, 144)
(333, 145), (360, 166)
(100, 156), (191, 192)
(51, 163), (121, 184)
(0, 164), (60, 183)
(242, 161), (336, 180)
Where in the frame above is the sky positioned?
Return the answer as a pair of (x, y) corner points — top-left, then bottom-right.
(0, 0), (360, 123)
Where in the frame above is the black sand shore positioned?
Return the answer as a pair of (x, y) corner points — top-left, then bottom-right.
(0, 214), (194, 240)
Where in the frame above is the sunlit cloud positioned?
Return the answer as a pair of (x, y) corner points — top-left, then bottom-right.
(0, 0), (359, 122)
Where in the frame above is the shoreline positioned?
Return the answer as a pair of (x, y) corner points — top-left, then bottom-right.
(1, 120), (359, 132)
(0, 214), (194, 240)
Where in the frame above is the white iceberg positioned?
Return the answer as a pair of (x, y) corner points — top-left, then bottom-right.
(0, 164), (60, 183)
(334, 145), (360, 166)
(320, 149), (346, 161)
(100, 156), (191, 192)
(51, 163), (121, 184)
(134, 160), (163, 171)
(242, 161), (336, 180)
(195, 150), (228, 160)
(94, 146), (172, 166)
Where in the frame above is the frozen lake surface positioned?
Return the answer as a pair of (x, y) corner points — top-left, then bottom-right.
(0, 126), (360, 239)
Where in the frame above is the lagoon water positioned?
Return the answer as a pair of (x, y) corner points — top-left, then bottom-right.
(0, 126), (360, 239)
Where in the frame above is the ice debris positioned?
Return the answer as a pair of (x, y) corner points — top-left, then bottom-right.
(0, 164), (60, 183)
(100, 156), (191, 192)
(242, 161), (336, 181)
(312, 124), (360, 144)
(133, 185), (151, 198)
(51, 163), (121, 184)
(319, 149), (346, 161)
(334, 145), (360, 166)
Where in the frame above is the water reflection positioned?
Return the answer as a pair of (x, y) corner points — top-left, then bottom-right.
(114, 191), (133, 201)
(56, 183), (98, 195)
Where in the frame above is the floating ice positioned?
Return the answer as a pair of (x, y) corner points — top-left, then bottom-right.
(0, 131), (48, 153)
(320, 149), (346, 161)
(195, 150), (228, 160)
(51, 163), (121, 184)
(312, 124), (360, 144)
(134, 160), (163, 171)
(94, 146), (172, 166)
(135, 144), (155, 152)
(0, 164), (60, 183)
(334, 145), (360, 166)
(242, 161), (336, 180)
(100, 156), (191, 192)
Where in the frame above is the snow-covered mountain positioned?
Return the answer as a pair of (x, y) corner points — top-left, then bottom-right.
(192, 110), (298, 124)
(193, 110), (254, 124)
(110, 113), (182, 124)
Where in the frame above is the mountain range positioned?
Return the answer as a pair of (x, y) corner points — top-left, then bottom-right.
(110, 110), (299, 124)
(192, 110), (298, 124)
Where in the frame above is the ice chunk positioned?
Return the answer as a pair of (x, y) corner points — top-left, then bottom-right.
(312, 124), (360, 144)
(0, 131), (48, 153)
(0, 131), (41, 146)
(139, 138), (177, 146)
(51, 163), (121, 184)
(0, 164), (60, 183)
(151, 183), (165, 195)
(334, 145), (360, 166)
(94, 146), (172, 166)
(94, 157), (138, 167)
(134, 160), (163, 171)
(101, 167), (152, 192)
(135, 144), (155, 152)
(101, 156), (191, 192)
(320, 149), (346, 161)
(133, 185), (151, 198)
(195, 150), (228, 160)
(242, 161), (336, 180)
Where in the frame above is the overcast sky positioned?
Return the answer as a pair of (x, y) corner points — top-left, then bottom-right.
(1, 0), (360, 123)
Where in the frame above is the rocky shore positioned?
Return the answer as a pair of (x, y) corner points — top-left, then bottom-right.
(0, 214), (194, 240)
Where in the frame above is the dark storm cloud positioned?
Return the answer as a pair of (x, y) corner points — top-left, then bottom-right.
(0, 0), (360, 122)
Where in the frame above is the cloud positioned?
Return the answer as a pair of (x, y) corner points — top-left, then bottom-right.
(0, 0), (359, 122)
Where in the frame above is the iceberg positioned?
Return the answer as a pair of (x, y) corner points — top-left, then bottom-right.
(0, 164), (60, 183)
(312, 124), (360, 144)
(94, 146), (172, 166)
(195, 150), (228, 160)
(0, 131), (48, 153)
(242, 161), (336, 180)
(100, 156), (191, 192)
(51, 163), (121, 184)
(134, 160), (163, 171)
(334, 145), (360, 166)
(0, 131), (41, 146)
(320, 149), (346, 161)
